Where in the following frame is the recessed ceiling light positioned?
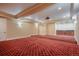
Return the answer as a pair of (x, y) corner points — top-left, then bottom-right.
(74, 20), (77, 24)
(72, 15), (77, 20)
(63, 16), (66, 18)
(58, 7), (62, 10)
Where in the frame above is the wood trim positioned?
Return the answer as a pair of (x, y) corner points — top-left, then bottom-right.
(0, 11), (16, 19)
(16, 3), (54, 18)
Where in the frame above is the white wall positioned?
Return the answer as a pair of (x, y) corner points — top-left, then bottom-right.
(55, 23), (75, 30)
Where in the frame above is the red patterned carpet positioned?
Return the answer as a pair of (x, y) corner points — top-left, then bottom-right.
(31, 35), (77, 44)
(0, 36), (79, 56)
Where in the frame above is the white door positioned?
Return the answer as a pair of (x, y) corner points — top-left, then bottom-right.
(0, 18), (6, 41)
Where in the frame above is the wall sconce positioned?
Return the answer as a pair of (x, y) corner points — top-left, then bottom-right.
(17, 21), (23, 28)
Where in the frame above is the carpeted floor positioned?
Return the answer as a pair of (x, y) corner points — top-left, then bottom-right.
(31, 35), (77, 44)
(0, 35), (79, 56)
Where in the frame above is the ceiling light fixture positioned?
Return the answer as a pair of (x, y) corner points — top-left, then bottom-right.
(58, 7), (62, 10)
(45, 17), (50, 19)
(72, 15), (77, 20)
(63, 16), (66, 18)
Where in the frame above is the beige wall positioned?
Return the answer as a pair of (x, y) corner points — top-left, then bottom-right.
(0, 18), (7, 40)
(7, 19), (36, 39)
(38, 22), (56, 35)
(38, 23), (47, 35)
(6, 19), (56, 39)
(0, 18), (56, 40)
(47, 23), (56, 35)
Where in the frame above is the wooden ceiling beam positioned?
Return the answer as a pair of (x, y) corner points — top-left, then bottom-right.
(0, 11), (16, 19)
(16, 3), (54, 18)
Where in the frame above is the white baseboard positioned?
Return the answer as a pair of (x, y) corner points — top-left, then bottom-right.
(0, 35), (31, 41)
